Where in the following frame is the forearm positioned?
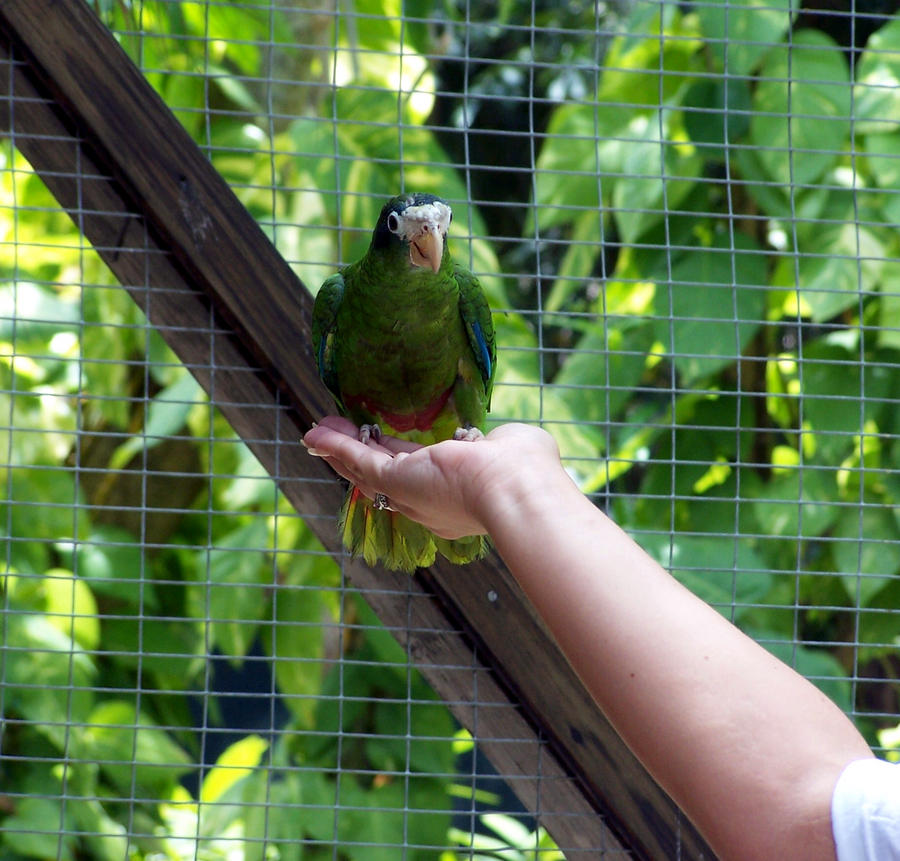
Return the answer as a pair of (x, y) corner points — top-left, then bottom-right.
(301, 418), (873, 858)
(482, 470), (872, 861)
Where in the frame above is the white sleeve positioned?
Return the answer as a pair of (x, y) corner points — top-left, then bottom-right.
(832, 758), (900, 861)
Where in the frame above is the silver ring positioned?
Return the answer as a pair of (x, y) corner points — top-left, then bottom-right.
(373, 493), (390, 511)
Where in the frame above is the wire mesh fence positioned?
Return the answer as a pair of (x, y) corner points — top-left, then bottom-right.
(2, 0), (899, 858)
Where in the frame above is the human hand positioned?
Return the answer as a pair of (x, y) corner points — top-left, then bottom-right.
(302, 416), (563, 540)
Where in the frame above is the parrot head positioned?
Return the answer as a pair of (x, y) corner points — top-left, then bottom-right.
(371, 193), (452, 274)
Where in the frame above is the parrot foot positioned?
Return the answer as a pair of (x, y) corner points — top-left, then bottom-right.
(453, 425), (484, 443)
(358, 423), (382, 445)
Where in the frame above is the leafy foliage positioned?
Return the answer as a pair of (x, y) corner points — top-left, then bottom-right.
(2, 0), (899, 857)
(529, 4), (900, 695)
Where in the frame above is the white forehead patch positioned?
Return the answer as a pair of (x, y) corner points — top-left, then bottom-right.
(397, 200), (451, 236)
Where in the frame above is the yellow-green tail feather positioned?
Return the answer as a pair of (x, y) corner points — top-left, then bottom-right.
(339, 486), (488, 573)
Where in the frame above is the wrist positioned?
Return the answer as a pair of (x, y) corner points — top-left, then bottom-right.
(476, 457), (581, 542)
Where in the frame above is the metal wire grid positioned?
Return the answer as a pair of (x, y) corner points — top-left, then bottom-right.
(0, 134), (592, 861)
(1, 0), (899, 857)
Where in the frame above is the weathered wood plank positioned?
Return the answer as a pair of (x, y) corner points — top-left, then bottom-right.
(0, 27), (628, 860)
(1, 0), (326, 429)
(0, 5), (715, 858)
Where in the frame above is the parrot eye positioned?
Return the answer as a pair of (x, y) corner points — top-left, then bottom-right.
(387, 212), (401, 233)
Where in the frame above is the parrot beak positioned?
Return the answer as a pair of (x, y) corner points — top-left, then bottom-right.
(395, 200), (451, 273)
(409, 226), (444, 273)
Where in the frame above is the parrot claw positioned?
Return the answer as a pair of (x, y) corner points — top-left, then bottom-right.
(358, 423), (382, 445)
(453, 425), (484, 443)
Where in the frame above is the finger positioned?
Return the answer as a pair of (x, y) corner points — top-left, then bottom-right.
(331, 471), (408, 517)
(307, 417), (412, 459)
(377, 436), (423, 456)
(303, 423), (341, 452)
(306, 426), (393, 481)
(307, 417), (395, 458)
(351, 422), (421, 456)
(313, 453), (363, 487)
(304, 422), (370, 455)
(315, 415), (359, 436)
(315, 457), (395, 510)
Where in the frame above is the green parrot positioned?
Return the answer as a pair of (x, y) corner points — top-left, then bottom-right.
(312, 192), (496, 572)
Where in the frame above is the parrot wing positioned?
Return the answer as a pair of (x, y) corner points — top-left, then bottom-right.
(454, 263), (496, 410)
(311, 272), (346, 412)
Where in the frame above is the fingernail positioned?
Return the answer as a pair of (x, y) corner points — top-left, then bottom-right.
(300, 437), (324, 456)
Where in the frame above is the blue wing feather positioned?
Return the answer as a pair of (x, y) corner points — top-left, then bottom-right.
(471, 320), (492, 383)
(454, 264), (496, 406)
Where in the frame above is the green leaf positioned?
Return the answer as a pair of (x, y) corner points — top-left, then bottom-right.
(612, 111), (704, 245)
(42, 567), (100, 651)
(751, 467), (839, 540)
(534, 103), (626, 232)
(324, 774), (450, 861)
(193, 518), (270, 659)
(302, 662), (369, 765)
(795, 340), (864, 463)
(543, 210), (605, 313)
(240, 769), (305, 861)
(498, 383), (605, 474)
(751, 30), (850, 187)
(857, 576), (900, 650)
(833, 504), (900, 605)
(161, 61), (206, 140)
(179, 4), (279, 75)
(209, 64), (261, 113)
(696, 0), (796, 76)
(597, 4), (703, 108)
(1, 613), (96, 749)
(370, 696), (455, 776)
(100, 615), (200, 682)
(268, 583), (327, 727)
(0, 281), (80, 343)
(57, 764), (130, 861)
(5, 465), (87, 545)
(635, 394), (758, 536)
(652, 233), (767, 384)
(555, 321), (656, 426)
(487, 317), (603, 469)
(682, 77), (752, 160)
(768, 338), (894, 465)
(66, 525), (157, 610)
(221, 443), (274, 511)
(733, 145), (790, 218)
(879, 292), (900, 350)
(480, 811), (535, 850)
(352, 593), (408, 667)
(854, 17), (900, 134)
(1, 798), (76, 861)
(109, 372), (202, 470)
(775, 222), (885, 322)
(863, 131), (900, 190)
(535, 6), (704, 243)
(81, 700), (194, 800)
(200, 734), (268, 804)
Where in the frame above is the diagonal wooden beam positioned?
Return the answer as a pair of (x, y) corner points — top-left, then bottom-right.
(0, 2), (714, 857)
